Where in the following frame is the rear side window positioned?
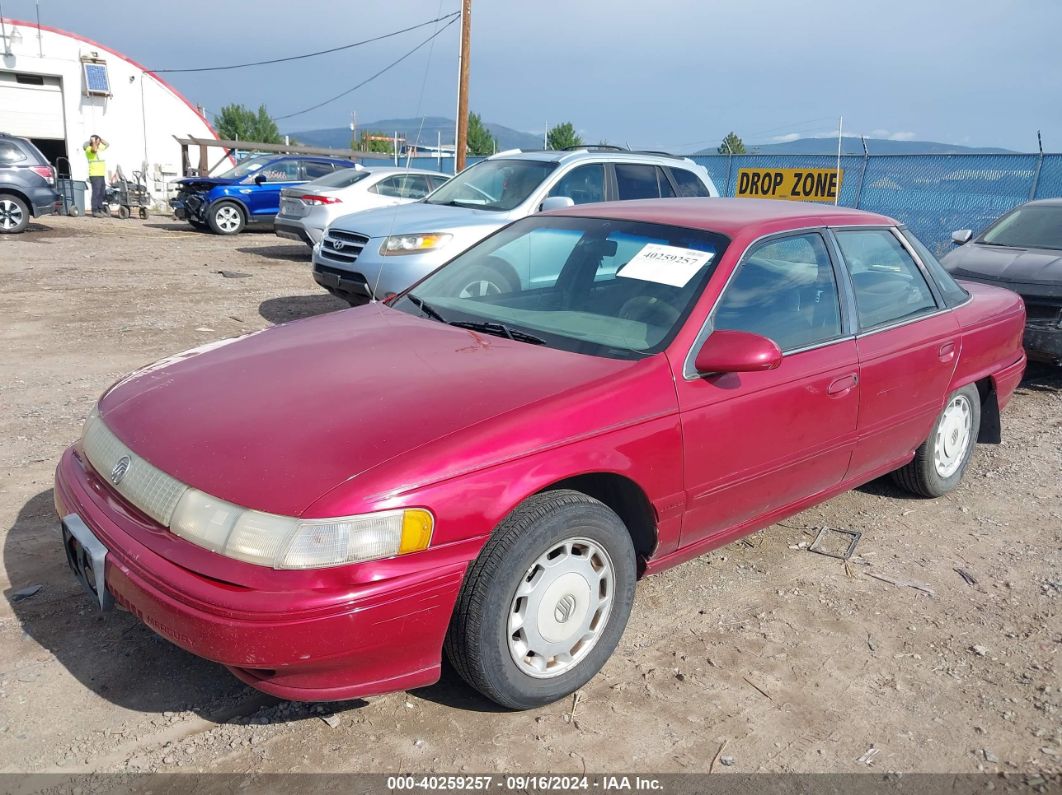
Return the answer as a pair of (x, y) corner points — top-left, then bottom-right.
(713, 233), (843, 352)
(0, 141), (26, 164)
(900, 229), (969, 307)
(835, 229), (938, 330)
(303, 161), (336, 180)
(615, 164), (674, 200)
(669, 167), (710, 197)
(372, 174), (433, 199)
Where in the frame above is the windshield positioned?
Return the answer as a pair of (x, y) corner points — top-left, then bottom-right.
(307, 167), (371, 189)
(425, 159), (557, 212)
(217, 155), (274, 180)
(392, 216), (729, 360)
(980, 204), (1062, 250)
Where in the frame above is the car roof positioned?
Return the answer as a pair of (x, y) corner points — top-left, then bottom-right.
(354, 166), (449, 177)
(553, 198), (897, 236)
(489, 148), (701, 168)
(1025, 198), (1062, 208)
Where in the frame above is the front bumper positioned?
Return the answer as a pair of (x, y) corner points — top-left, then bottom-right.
(313, 239), (444, 304)
(54, 445), (467, 701)
(1024, 323), (1062, 363)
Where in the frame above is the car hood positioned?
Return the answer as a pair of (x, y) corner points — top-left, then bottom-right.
(97, 304), (647, 518)
(943, 243), (1062, 286)
(328, 200), (513, 238)
(176, 177), (238, 192)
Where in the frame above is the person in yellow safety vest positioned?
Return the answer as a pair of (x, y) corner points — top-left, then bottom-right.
(84, 134), (109, 217)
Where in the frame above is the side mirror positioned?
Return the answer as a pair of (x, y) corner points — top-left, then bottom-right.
(951, 229), (973, 245)
(539, 196), (575, 212)
(694, 330), (782, 375)
(254, 173), (267, 185)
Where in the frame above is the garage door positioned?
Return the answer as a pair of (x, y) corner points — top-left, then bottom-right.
(0, 71), (64, 139)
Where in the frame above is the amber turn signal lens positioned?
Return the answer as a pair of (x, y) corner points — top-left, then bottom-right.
(400, 509), (434, 554)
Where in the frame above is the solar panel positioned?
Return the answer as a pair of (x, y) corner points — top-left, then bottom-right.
(83, 62), (110, 95)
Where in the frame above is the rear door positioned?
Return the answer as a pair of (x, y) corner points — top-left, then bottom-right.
(676, 231), (860, 545)
(831, 227), (959, 480)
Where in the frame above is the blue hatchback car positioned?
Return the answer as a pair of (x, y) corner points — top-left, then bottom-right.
(171, 154), (356, 235)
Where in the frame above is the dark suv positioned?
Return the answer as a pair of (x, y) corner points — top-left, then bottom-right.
(0, 133), (59, 234)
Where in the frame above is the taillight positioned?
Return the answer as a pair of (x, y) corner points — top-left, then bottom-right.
(31, 165), (56, 185)
(300, 194), (342, 205)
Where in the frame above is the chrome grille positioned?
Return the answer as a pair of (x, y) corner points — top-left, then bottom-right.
(81, 408), (188, 526)
(320, 229), (369, 266)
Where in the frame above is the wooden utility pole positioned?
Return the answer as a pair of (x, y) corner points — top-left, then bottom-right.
(454, 0), (472, 172)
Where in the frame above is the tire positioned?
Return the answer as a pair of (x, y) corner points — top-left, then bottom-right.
(0, 193), (30, 234)
(138, 207), (148, 220)
(68, 206), (81, 218)
(455, 259), (519, 298)
(445, 490), (637, 710)
(117, 205), (130, 220)
(207, 201), (245, 235)
(892, 383), (981, 498)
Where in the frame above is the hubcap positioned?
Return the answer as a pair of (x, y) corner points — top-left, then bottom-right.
(0, 199), (24, 230)
(507, 537), (614, 678)
(459, 279), (501, 298)
(216, 206), (241, 232)
(934, 394), (973, 477)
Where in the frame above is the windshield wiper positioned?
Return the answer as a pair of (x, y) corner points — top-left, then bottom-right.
(405, 293), (447, 323)
(449, 320), (546, 345)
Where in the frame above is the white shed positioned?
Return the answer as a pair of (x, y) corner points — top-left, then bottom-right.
(0, 17), (224, 207)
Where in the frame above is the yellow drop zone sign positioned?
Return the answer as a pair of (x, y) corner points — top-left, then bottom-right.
(736, 168), (843, 203)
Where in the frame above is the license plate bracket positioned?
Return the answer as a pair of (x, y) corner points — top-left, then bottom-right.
(61, 514), (114, 611)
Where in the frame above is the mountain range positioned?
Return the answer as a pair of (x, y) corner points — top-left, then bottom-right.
(289, 118), (1015, 156)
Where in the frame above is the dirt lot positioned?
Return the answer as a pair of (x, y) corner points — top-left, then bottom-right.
(0, 215), (1059, 777)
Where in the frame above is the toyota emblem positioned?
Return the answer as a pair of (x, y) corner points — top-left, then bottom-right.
(110, 456), (131, 486)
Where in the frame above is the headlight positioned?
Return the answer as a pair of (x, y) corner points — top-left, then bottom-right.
(380, 233), (452, 256)
(168, 489), (433, 569)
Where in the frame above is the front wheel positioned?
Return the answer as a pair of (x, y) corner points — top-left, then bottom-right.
(0, 193), (30, 234)
(445, 490), (636, 710)
(892, 383), (981, 497)
(208, 201), (245, 235)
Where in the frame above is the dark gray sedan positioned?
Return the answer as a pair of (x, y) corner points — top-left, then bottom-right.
(943, 199), (1062, 363)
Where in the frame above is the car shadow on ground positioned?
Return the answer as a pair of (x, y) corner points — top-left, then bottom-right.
(1019, 361), (1061, 392)
(409, 660), (512, 714)
(259, 294), (348, 324)
(237, 243), (311, 262)
(3, 489), (346, 723)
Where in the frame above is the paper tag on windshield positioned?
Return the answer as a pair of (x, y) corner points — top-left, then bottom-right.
(616, 244), (714, 288)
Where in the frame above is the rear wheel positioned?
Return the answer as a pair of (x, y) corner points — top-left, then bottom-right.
(138, 207), (148, 220)
(892, 384), (980, 497)
(445, 490), (636, 710)
(0, 194), (29, 234)
(117, 205), (130, 220)
(208, 201), (245, 235)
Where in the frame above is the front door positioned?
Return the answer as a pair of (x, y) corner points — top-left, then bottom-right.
(676, 231), (860, 546)
(248, 159), (304, 219)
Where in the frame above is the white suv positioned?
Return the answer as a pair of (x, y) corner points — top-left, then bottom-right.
(312, 147), (718, 305)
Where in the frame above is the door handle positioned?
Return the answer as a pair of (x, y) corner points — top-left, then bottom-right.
(827, 374), (858, 395)
(938, 341), (956, 362)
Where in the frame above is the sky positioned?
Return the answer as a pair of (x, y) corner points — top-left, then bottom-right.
(4, 0), (1060, 152)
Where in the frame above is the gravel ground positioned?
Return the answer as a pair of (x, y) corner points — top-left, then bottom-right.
(0, 214), (1059, 777)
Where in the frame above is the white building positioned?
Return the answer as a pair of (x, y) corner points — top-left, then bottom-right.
(0, 16), (222, 207)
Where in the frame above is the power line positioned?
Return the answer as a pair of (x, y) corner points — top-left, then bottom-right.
(150, 12), (459, 73)
(275, 15), (460, 122)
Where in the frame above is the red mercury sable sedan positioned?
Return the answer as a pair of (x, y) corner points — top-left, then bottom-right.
(55, 199), (1026, 709)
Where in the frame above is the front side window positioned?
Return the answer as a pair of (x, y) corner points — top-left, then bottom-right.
(424, 159), (557, 211)
(979, 204), (1062, 251)
(392, 216), (729, 359)
(713, 233), (843, 352)
(218, 155), (273, 180)
(548, 164), (606, 204)
(255, 159), (300, 182)
(835, 228), (938, 330)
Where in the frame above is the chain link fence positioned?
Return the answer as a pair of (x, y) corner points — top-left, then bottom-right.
(693, 153), (1062, 254)
(403, 152), (1062, 256)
